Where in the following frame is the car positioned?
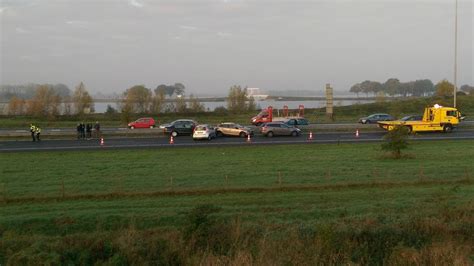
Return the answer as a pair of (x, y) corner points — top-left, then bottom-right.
(159, 119), (197, 137)
(282, 118), (309, 127)
(192, 124), (216, 140)
(358, 113), (394, 124)
(215, 122), (253, 137)
(128, 117), (156, 129)
(261, 122), (301, 137)
(400, 115), (423, 121)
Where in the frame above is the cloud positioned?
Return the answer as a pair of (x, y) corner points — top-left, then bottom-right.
(65, 20), (89, 28)
(179, 25), (198, 31)
(217, 31), (232, 38)
(15, 27), (31, 34)
(128, 0), (144, 8)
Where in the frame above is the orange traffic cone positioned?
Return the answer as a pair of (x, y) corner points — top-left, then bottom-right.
(355, 129), (360, 138)
(169, 135), (174, 144)
(247, 134), (251, 143)
(308, 131), (313, 140)
(100, 137), (104, 146)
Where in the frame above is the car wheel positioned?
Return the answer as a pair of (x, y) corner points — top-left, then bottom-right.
(267, 131), (274, 138)
(443, 125), (453, 133)
(216, 131), (223, 137)
(171, 131), (178, 137)
(130, 126), (135, 129)
(291, 131), (298, 137)
(239, 132), (246, 138)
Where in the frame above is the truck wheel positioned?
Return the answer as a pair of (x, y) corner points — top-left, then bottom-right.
(171, 131), (178, 137)
(443, 125), (453, 133)
(130, 126), (135, 130)
(267, 131), (274, 138)
(150, 125), (154, 129)
(405, 126), (412, 134)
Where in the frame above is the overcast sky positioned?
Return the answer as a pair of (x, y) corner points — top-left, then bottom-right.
(0, 0), (472, 95)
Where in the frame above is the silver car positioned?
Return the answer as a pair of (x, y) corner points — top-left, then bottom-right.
(261, 122), (301, 137)
(192, 124), (216, 140)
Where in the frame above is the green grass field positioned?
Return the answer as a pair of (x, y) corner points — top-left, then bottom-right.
(1, 141), (473, 264)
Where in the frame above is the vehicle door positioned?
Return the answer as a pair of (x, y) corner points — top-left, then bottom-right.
(280, 123), (292, 135)
(173, 121), (184, 133)
(136, 118), (146, 128)
(182, 121), (193, 134)
(227, 124), (238, 136)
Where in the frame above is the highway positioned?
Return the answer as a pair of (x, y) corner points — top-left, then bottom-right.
(1, 130), (474, 152)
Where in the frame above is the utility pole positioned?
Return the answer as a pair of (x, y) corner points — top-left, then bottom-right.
(454, 0), (458, 107)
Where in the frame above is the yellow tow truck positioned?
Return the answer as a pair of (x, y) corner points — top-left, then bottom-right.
(378, 104), (464, 133)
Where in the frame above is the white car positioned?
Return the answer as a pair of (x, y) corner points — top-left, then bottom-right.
(192, 124), (216, 140)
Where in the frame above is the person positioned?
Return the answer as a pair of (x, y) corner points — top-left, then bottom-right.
(76, 124), (81, 140)
(81, 123), (86, 139)
(30, 124), (36, 142)
(94, 121), (101, 138)
(35, 126), (41, 141)
(86, 123), (92, 139)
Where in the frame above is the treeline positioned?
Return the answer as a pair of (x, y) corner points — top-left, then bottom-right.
(5, 82), (93, 118)
(118, 84), (256, 122)
(0, 83), (71, 100)
(349, 78), (474, 97)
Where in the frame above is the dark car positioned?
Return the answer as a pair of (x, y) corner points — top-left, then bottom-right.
(358, 113), (394, 124)
(159, 119), (197, 137)
(400, 115), (423, 121)
(260, 122), (301, 137)
(282, 118), (309, 127)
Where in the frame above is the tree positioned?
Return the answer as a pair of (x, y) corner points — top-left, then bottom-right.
(247, 96), (256, 112)
(435, 80), (454, 97)
(350, 83), (362, 97)
(174, 83), (186, 96)
(73, 82), (94, 114)
(383, 78), (401, 96)
(150, 90), (165, 114)
(188, 94), (205, 112)
(175, 95), (187, 113)
(381, 126), (410, 159)
(25, 85), (62, 118)
(7, 96), (25, 115)
(399, 81), (415, 97)
(413, 79), (434, 96)
(227, 85), (248, 113)
(122, 85), (152, 113)
(360, 80), (373, 97)
(155, 84), (174, 97)
(460, 84), (474, 95)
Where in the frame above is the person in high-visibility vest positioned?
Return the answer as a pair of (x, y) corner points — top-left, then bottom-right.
(35, 126), (41, 141)
(30, 124), (36, 142)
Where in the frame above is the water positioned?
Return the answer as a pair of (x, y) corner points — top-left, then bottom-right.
(0, 99), (375, 115)
(94, 99), (375, 113)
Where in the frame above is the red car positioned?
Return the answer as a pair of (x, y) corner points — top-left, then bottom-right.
(128, 117), (156, 129)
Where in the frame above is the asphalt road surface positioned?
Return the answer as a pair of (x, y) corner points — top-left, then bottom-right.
(1, 130), (474, 152)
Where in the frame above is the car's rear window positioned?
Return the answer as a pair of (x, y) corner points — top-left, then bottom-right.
(196, 126), (207, 130)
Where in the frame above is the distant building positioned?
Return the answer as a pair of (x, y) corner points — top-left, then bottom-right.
(246, 88), (268, 100)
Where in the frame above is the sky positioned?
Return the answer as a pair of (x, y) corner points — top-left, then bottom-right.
(0, 0), (473, 96)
